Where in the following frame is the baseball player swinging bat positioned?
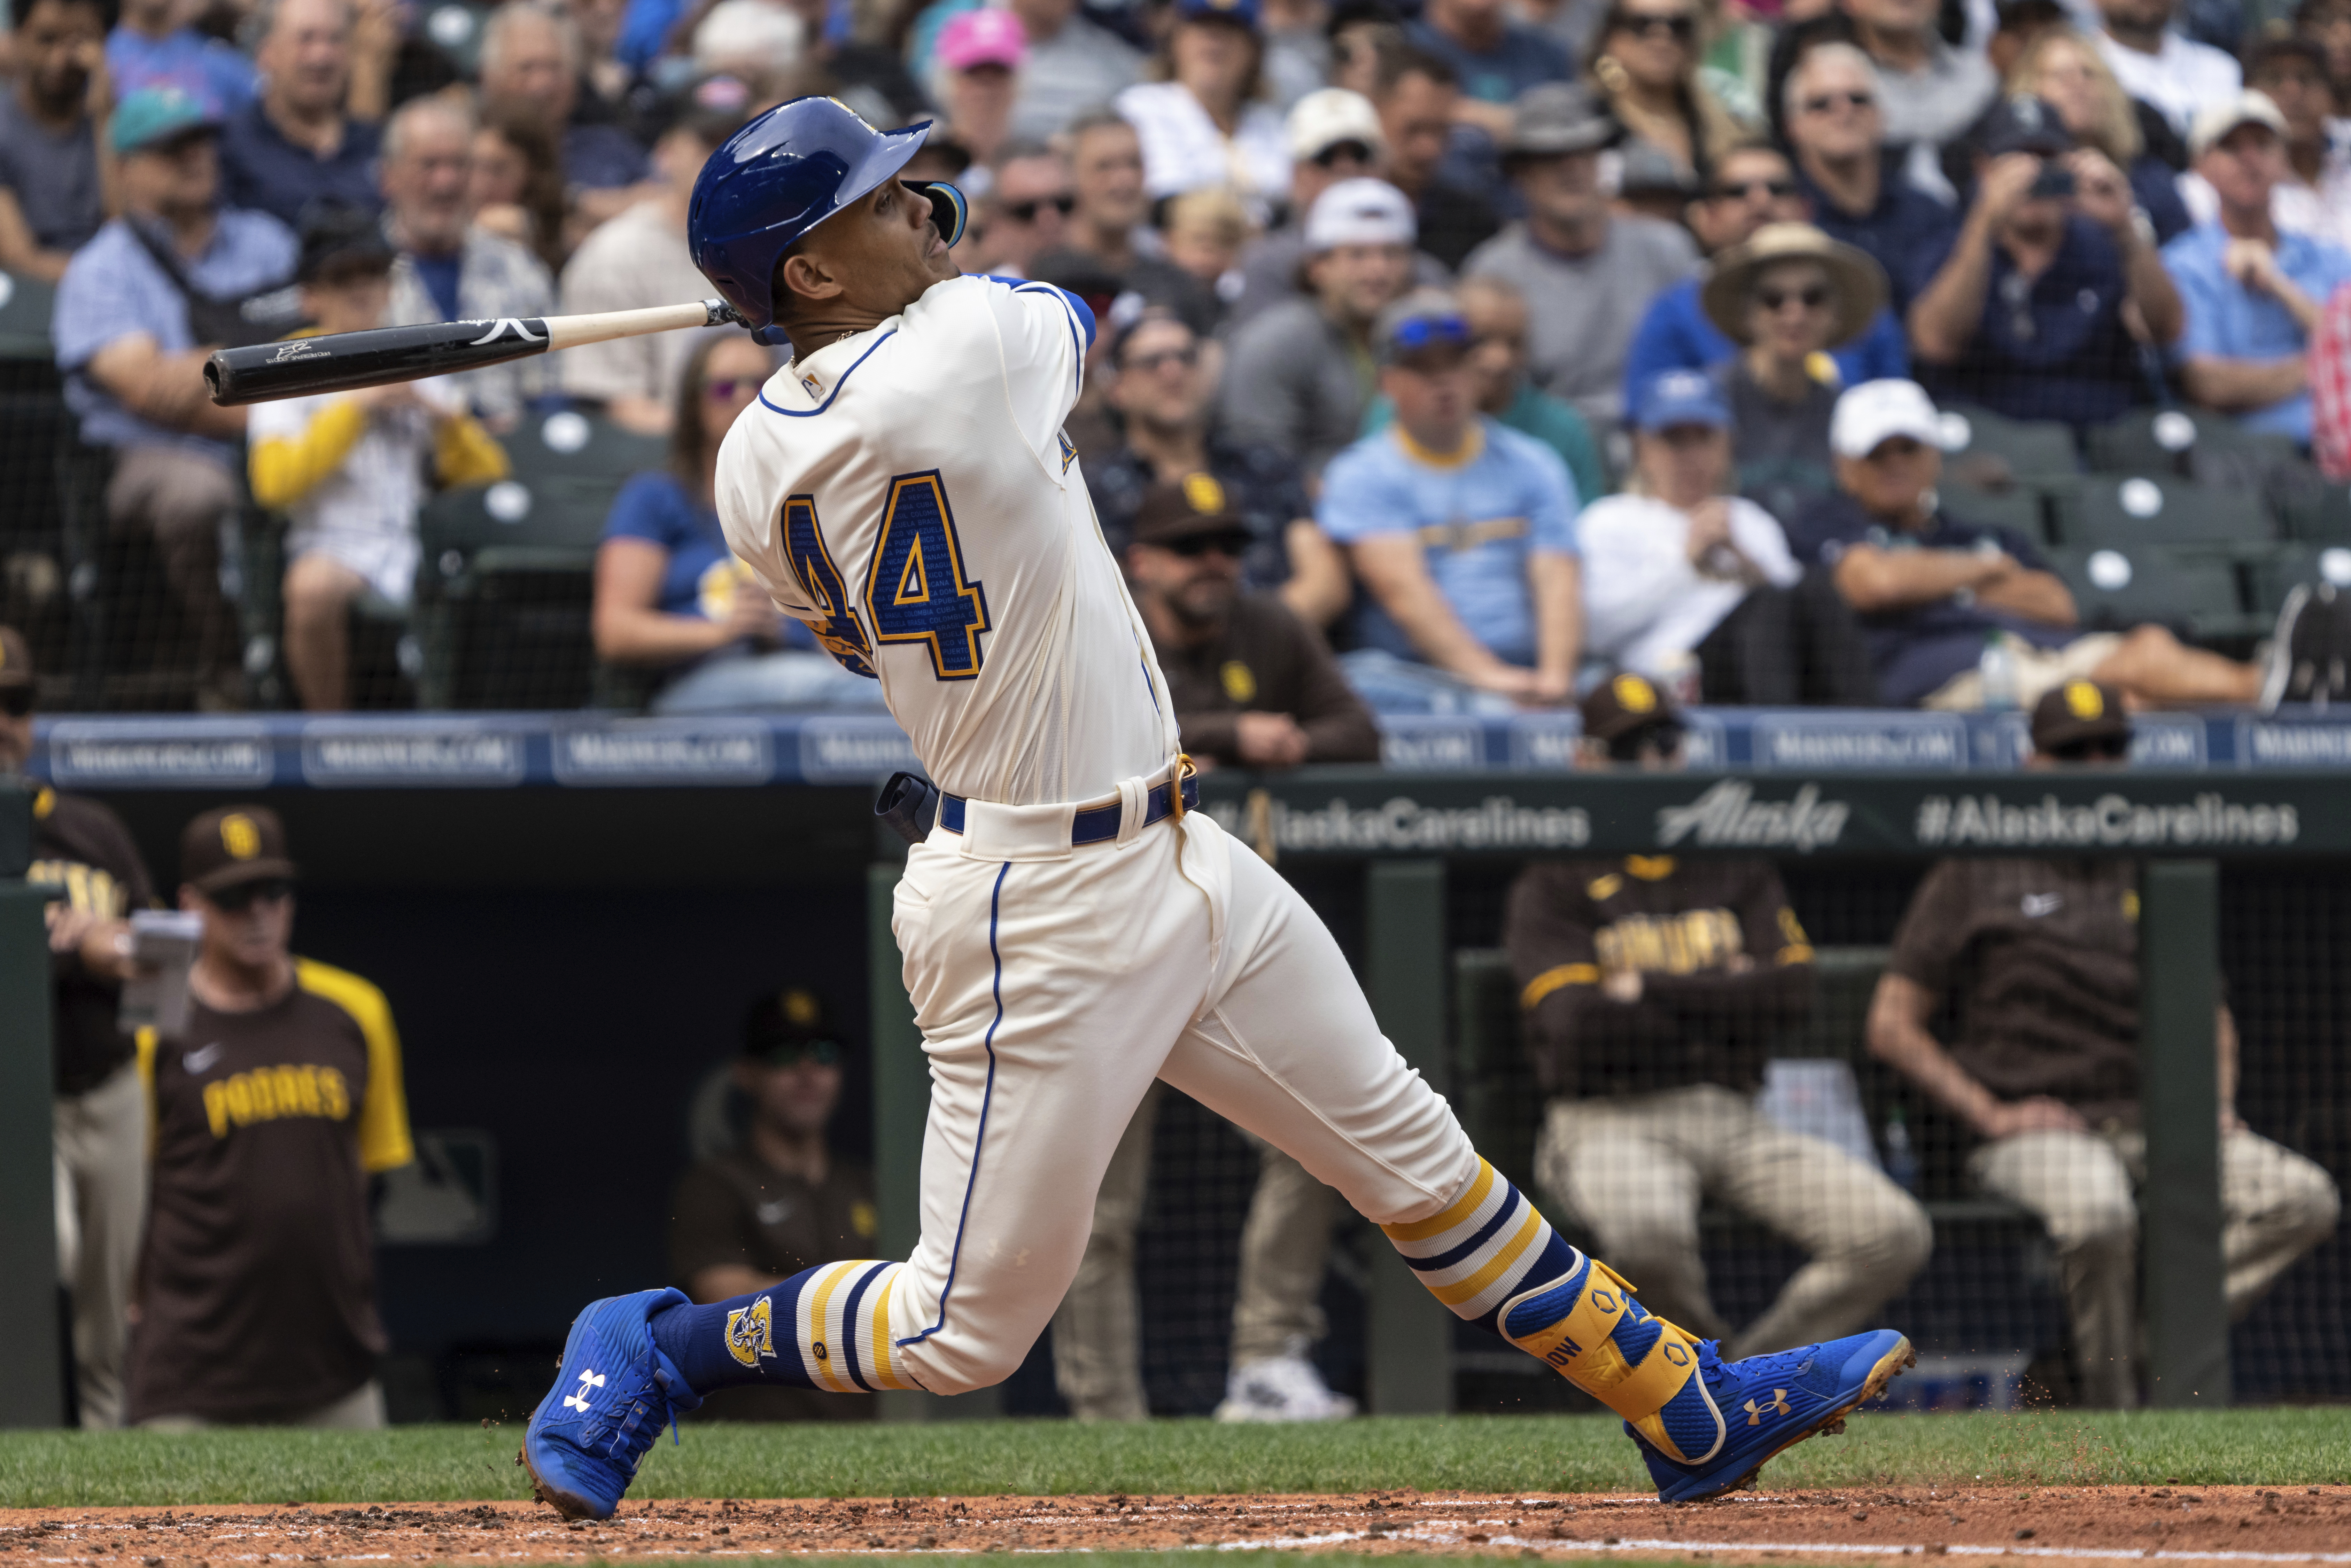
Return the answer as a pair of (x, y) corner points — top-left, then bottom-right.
(203, 298), (748, 406)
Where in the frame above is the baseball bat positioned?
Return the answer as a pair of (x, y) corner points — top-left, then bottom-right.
(204, 298), (748, 406)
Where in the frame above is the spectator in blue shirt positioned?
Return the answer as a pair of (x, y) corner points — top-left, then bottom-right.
(1320, 289), (1583, 714)
(2164, 90), (2351, 444)
(1622, 140), (1909, 413)
(1782, 41), (1957, 317)
(53, 86), (297, 705)
(592, 331), (886, 713)
(1907, 96), (2183, 427)
(1790, 379), (2299, 710)
(219, 0), (385, 231)
(107, 0), (256, 114)
(1409, 0), (1573, 146)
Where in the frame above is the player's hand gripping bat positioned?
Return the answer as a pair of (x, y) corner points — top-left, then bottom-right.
(203, 299), (750, 406)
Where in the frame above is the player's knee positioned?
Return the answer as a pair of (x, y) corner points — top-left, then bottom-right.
(2051, 1195), (2139, 1255)
(1852, 1195), (1935, 1286)
(2266, 1162), (2342, 1250)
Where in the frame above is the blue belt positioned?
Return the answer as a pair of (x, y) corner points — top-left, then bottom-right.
(940, 771), (1200, 845)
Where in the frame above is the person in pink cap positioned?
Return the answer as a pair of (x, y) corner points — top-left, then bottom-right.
(934, 7), (1027, 173)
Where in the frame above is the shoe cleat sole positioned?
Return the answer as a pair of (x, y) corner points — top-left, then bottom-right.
(1687, 1336), (1916, 1503)
(520, 1443), (604, 1523)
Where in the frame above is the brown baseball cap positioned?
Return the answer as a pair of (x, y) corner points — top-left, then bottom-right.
(181, 804), (300, 894)
(1581, 670), (1682, 743)
(1132, 473), (1249, 548)
(0, 624), (32, 689)
(2031, 679), (2131, 756)
(742, 984), (847, 1063)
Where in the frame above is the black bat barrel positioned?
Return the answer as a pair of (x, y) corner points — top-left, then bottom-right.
(204, 316), (554, 406)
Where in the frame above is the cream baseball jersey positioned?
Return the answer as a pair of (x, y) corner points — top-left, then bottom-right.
(715, 274), (1179, 806)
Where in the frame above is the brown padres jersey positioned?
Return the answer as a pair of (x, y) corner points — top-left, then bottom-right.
(1888, 858), (2142, 1121)
(1505, 855), (1815, 1097)
(127, 959), (413, 1422)
(29, 786), (158, 1094)
(668, 1152), (880, 1421)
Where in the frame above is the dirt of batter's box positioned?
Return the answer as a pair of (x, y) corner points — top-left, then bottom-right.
(3, 1485), (2345, 1565)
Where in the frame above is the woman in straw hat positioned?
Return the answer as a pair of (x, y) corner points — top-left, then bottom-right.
(1699, 220), (1887, 523)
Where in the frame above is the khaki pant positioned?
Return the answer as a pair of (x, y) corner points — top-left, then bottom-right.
(138, 1378), (387, 1431)
(105, 444), (242, 686)
(1970, 1125), (2340, 1408)
(1535, 1083), (1933, 1360)
(54, 1063), (147, 1430)
(1050, 1084), (1340, 1420)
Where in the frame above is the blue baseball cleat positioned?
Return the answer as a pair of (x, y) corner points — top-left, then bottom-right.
(521, 1288), (703, 1520)
(1626, 1329), (1915, 1503)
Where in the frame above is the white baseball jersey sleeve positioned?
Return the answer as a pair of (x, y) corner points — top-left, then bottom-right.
(715, 274), (1180, 806)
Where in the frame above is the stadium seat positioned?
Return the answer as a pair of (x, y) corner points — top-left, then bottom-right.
(2244, 542), (2351, 618)
(2056, 473), (2273, 549)
(1940, 477), (2052, 545)
(1939, 403), (2079, 484)
(0, 268), (55, 354)
(2275, 479), (2351, 544)
(2085, 405), (2304, 489)
(414, 409), (665, 709)
(2050, 543), (2253, 640)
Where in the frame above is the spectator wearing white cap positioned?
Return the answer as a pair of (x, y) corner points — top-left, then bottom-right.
(1787, 379), (2320, 708)
(1230, 87), (1448, 327)
(2162, 90), (2351, 444)
(1005, 0), (1143, 145)
(1465, 84), (1700, 427)
(1220, 177), (1418, 476)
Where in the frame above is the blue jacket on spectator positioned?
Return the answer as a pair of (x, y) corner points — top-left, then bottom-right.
(1914, 213), (2150, 427)
(1621, 278), (1909, 414)
(1795, 157), (1957, 315)
(219, 101), (384, 231)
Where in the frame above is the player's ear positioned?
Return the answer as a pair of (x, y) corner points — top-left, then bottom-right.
(778, 250), (845, 308)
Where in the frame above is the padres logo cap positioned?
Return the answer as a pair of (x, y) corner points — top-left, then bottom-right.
(180, 804), (300, 895)
(2030, 679), (2130, 756)
(1581, 669), (1683, 743)
(1132, 475), (1250, 551)
(742, 984), (849, 1065)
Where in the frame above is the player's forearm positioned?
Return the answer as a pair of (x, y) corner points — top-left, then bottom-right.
(1867, 984), (2001, 1132)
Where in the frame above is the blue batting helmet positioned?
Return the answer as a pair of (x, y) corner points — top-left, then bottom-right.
(688, 95), (967, 336)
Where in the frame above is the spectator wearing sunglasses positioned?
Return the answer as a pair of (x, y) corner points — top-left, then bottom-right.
(593, 333), (887, 713)
(667, 985), (879, 1422)
(965, 143), (1077, 281)
(1319, 290), (1583, 713)
(1908, 96), (2181, 430)
(1127, 475), (1381, 768)
(1621, 141), (1911, 413)
(1870, 680), (2340, 1406)
(1586, 1), (1745, 188)
(1, 625), (159, 1429)
(1788, 379), (2333, 708)
(1782, 43), (1960, 320)
(1223, 177), (1419, 478)
(1465, 84), (1700, 427)
(127, 805), (413, 1429)
(1094, 311), (1351, 629)
(1504, 674), (1930, 1362)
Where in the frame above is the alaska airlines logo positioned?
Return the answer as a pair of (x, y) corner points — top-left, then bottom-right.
(1744, 1389), (1791, 1426)
(726, 1295), (775, 1366)
(466, 318), (546, 347)
(1657, 780), (1848, 853)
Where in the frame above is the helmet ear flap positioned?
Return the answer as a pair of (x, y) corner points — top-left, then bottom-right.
(914, 181), (968, 249)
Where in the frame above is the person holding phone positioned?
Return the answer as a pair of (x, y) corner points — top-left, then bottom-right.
(1906, 94), (2182, 428)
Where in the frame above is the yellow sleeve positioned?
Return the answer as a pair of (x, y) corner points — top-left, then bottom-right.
(296, 958), (415, 1173)
(434, 414), (510, 488)
(135, 1026), (159, 1155)
(249, 398), (368, 509)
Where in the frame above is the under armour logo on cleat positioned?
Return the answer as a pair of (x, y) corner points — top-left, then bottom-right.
(562, 1371), (606, 1412)
(1744, 1389), (1791, 1426)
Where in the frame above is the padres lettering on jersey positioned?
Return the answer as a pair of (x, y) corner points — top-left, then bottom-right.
(716, 275), (1180, 806)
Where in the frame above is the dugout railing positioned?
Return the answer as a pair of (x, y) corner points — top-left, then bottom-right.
(2, 736), (2344, 1426)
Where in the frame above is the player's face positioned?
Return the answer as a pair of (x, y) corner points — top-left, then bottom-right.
(793, 177), (962, 324)
(1127, 536), (1242, 624)
(739, 1055), (842, 1138)
(186, 882), (296, 972)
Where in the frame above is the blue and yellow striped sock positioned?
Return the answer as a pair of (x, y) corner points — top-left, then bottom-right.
(1384, 1159), (1722, 1464)
(650, 1261), (920, 1395)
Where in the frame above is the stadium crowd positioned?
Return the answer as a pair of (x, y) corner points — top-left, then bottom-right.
(7, 0), (2351, 715)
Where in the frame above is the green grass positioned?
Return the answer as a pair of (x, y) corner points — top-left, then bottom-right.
(1, 1409), (2344, 1510)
